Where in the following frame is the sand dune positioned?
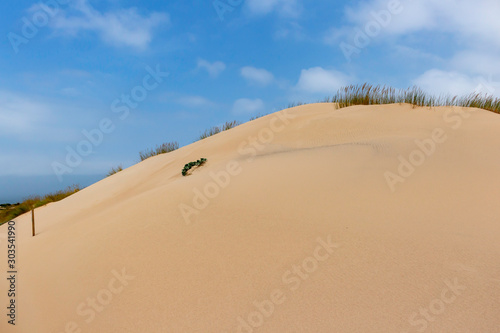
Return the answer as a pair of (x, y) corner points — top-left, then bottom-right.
(1, 103), (499, 332)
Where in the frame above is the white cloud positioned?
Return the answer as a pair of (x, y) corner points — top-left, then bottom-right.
(412, 70), (500, 97)
(329, 0), (500, 47)
(295, 67), (353, 94)
(393, 45), (443, 63)
(450, 51), (500, 77)
(245, 0), (301, 17)
(409, 49), (500, 98)
(240, 66), (275, 86)
(232, 98), (265, 115)
(47, 0), (168, 50)
(197, 59), (226, 78)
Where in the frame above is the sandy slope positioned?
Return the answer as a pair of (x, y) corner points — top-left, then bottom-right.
(1, 103), (499, 333)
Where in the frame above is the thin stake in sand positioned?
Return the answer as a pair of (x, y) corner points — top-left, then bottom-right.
(31, 208), (35, 237)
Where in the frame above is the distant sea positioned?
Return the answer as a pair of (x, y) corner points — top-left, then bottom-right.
(0, 174), (105, 204)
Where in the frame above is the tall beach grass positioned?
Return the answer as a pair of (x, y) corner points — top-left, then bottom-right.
(324, 84), (500, 113)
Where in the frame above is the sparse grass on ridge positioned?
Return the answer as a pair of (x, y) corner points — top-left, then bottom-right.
(249, 114), (265, 121)
(198, 121), (241, 140)
(139, 141), (179, 161)
(0, 185), (81, 226)
(287, 101), (306, 108)
(107, 165), (124, 177)
(324, 84), (500, 114)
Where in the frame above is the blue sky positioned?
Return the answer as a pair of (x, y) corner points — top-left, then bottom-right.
(1, 0), (499, 202)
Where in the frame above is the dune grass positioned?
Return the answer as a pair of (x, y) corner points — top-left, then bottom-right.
(0, 185), (81, 226)
(139, 141), (179, 161)
(287, 101), (306, 108)
(249, 113), (266, 121)
(107, 165), (124, 177)
(324, 84), (500, 113)
(198, 121), (241, 140)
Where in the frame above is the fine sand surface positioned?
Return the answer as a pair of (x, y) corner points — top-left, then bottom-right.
(1, 103), (499, 332)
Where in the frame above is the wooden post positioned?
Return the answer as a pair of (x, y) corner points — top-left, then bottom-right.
(31, 208), (35, 237)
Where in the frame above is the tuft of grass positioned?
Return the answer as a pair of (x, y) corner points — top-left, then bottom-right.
(287, 101), (305, 108)
(107, 165), (123, 177)
(0, 185), (81, 226)
(139, 141), (179, 161)
(249, 114), (264, 121)
(198, 121), (241, 140)
(328, 83), (500, 113)
(249, 111), (273, 121)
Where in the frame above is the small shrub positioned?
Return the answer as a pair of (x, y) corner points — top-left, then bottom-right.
(139, 141), (179, 161)
(182, 158), (207, 176)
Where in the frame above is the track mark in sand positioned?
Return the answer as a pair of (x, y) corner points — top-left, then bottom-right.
(248, 141), (383, 161)
(355, 140), (391, 154)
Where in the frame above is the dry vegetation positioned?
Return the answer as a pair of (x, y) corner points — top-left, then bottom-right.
(325, 84), (500, 113)
(139, 141), (180, 161)
(198, 121), (241, 140)
(107, 165), (124, 177)
(0, 185), (81, 225)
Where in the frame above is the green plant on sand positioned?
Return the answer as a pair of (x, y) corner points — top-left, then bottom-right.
(182, 158), (207, 176)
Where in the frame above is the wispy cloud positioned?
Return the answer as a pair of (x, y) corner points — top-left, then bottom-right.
(46, 0), (169, 50)
(450, 51), (500, 77)
(411, 49), (500, 98)
(197, 59), (226, 78)
(245, 0), (302, 17)
(274, 21), (305, 40)
(0, 91), (51, 137)
(412, 70), (500, 97)
(327, 0), (500, 47)
(232, 98), (265, 115)
(240, 66), (275, 86)
(176, 95), (216, 108)
(295, 67), (353, 95)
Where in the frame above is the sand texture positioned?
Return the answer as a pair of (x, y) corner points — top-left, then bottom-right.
(1, 103), (499, 332)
